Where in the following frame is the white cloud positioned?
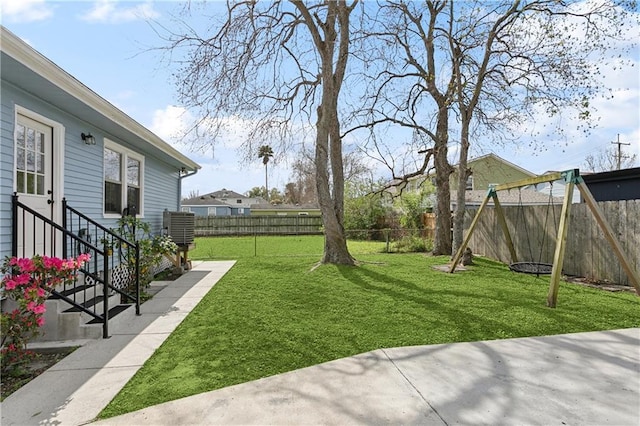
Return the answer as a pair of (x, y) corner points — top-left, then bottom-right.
(0, 0), (53, 23)
(149, 105), (191, 142)
(80, 0), (160, 24)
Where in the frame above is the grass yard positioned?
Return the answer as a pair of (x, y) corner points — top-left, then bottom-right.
(101, 237), (639, 418)
(188, 234), (387, 259)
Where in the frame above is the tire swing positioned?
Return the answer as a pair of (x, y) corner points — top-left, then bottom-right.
(509, 185), (557, 277)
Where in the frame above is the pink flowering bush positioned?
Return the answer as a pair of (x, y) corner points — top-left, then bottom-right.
(1, 254), (90, 374)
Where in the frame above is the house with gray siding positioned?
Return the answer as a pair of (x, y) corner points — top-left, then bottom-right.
(0, 26), (199, 339)
(181, 189), (263, 216)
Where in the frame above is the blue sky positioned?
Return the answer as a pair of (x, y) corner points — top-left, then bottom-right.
(3, 0), (639, 197)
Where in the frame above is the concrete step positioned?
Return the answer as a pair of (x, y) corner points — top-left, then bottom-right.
(36, 287), (133, 341)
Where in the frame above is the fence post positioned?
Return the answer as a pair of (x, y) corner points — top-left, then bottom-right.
(385, 229), (390, 253)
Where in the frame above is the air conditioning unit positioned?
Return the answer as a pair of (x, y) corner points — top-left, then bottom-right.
(163, 211), (195, 246)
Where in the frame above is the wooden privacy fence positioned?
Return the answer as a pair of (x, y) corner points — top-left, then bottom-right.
(463, 199), (640, 286)
(194, 215), (324, 236)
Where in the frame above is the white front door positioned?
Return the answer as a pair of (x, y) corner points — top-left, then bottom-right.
(14, 114), (55, 256)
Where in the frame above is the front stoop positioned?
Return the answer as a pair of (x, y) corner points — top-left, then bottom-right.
(36, 283), (133, 341)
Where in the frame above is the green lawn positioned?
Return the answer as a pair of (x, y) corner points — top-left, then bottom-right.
(101, 238), (639, 418)
(189, 234), (387, 259)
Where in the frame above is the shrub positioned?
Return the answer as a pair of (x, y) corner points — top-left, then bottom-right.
(392, 235), (433, 253)
(1, 254), (89, 375)
(112, 217), (178, 287)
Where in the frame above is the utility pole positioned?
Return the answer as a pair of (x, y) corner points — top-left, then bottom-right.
(611, 134), (630, 170)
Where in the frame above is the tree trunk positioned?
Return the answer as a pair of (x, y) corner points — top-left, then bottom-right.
(452, 120), (471, 257)
(308, 1), (355, 266)
(315, 102), (354, 265)
(432, 110), (453, 256)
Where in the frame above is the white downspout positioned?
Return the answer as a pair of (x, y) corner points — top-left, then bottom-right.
(178, 168), (198, 210)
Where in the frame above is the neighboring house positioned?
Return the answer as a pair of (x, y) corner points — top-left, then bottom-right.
(401, 153), (535, 194)
(393, 153), (535, 198)
(181, 189), (264, 216)
(452, 153), (536, 191)
(250, 203), (321, 216)
(581, 167), (640, 202)
(388, 153), (536, 210)
(0, 27), (200, 339)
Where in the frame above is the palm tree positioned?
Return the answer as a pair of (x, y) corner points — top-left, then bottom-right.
(258, 145), (274, 201)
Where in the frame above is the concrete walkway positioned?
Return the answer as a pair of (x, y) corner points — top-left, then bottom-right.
(94, 328), (640, 426)
(2, 260), (639, 425)
(1, 261), (236, 426)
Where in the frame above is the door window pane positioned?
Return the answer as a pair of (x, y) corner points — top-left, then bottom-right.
(26, 173), (35, 194)
(37, 132), (44, 153)
(26, 151), (35, 172)
(26, 128), (35, 150)
(36, 175), (44, 195)
(16, 149), (25, 170)
(37, 154), (45, 173)
(16, 125), (25, 147)
(16, 171), (25, 193)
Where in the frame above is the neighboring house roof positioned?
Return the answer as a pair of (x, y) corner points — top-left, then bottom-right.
(582, 167), (640, 183)
(251, 203), (320, 210)
(1, 26), (200, 172)
(452, 189), (564, 207)
(182, 188), (264, 206)
(203, 189), (247, 199)
(183, 197), (235, 207)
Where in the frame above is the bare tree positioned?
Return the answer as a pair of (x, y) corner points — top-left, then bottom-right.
(584, 146), (638, 172)
(447, 0), (635, 255)
(352, 0), (636, 256)
(183, 189), (199, 200)
(162, 1), (360, 265)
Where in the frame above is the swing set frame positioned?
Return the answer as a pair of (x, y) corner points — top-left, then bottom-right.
(449, 169), (640, 307)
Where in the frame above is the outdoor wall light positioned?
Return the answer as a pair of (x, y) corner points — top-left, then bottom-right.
(81, 132), (96, 145)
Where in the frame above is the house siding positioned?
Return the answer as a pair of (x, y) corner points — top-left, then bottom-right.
(0, 81), (182, 259)
(450, 155), (533, 190)
(144, 158), (179, 232)
(184, 206), (209, 216)
(0, 84), (17, 258)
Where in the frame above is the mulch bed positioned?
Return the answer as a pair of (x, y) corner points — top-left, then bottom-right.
(1, 347), (77, 401)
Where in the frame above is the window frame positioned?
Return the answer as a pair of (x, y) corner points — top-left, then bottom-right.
(465, 175), (474, 191)
(103, 139), (144, 218)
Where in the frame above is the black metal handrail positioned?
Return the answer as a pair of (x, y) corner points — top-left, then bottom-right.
(11, 194), (140, 338)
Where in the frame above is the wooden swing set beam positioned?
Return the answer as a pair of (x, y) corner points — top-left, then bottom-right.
(492, 171), (564, 192)
(449, 169), (640, 308)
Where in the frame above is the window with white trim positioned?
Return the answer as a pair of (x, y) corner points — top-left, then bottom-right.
(208, 207), (217, 216)
(104, 141), (144, 216)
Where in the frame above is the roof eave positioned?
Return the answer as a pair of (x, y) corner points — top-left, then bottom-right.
(1, 26), (200, 171)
